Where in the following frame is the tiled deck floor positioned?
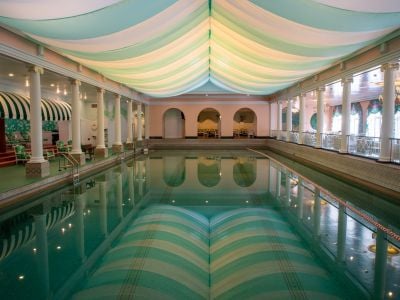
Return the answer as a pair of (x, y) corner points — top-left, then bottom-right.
(0, 153), (114, 194)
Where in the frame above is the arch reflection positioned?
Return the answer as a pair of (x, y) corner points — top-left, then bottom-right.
(233, 157), (256, 187)
(163, 156), (186, 187)
(198, 156), (221, 187)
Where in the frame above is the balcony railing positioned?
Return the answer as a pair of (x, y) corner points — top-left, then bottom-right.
(390, 138), (400, 164)
(289, 131), (299, 143)
(321, 133), (341, 151)
(303, 132), (316, 147)
(348, 135), (381, 159)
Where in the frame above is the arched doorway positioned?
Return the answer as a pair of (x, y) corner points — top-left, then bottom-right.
(197, 108), (220, 138)
(163, 108), (185, 138)
(233, 108), (257, 138)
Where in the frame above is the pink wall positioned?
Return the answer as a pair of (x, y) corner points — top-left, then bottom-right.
(149, 95), (270, 138)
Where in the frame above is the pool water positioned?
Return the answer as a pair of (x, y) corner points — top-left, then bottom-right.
(0, 150), (399, 299)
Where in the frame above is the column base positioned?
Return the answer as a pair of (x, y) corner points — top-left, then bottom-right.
(125, 142), (134, 150)
(71, 153), (86, 166)
(95, 147), (108, 159)
(26, 160), (50, 178)
(112, 144), (123, 154)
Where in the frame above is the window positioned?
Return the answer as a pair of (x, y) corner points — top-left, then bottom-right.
(350, 113), (359, 135)
(366, 112), (382, 137)
(332, 115), (341, 132)
(395, 111), (400, 139)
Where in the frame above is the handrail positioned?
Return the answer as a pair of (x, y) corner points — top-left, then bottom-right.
(58, 153), (80, 184)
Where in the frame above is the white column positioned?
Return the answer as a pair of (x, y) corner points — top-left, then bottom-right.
(75, 195), (86, 262)
(268, 102), (273, 136)
(340, 76), (353, 153)
(137, 103), (143, 141)
(145, 104), (150, 140)
(286, 99), (293, 141)
(284, 171), (290, 207)
(315, 86), (325, 148)
(96, 88), (105, 149)
(298, 93), (305, 144)
(28, 66), (45, 163)
(379, 62), (399, 161)
(71, 79), (82, 154)
(277, 101), (282, 140)
(114, 94), (122, 145)
(126, 100), (133, 143)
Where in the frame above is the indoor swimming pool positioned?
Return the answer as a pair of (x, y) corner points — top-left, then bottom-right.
(0, 150), (399, 299)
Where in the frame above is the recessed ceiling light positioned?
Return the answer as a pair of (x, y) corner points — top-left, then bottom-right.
(50, 83), (55, 87)
(8, 73), (14, 77)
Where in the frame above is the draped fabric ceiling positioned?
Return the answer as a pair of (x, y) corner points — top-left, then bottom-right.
(0, 0), (400, 97)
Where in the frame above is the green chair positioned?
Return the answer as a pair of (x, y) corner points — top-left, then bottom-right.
(14, 145), (30, 164)
(44, 149), (55, 161)
(56, 140), (70, 153)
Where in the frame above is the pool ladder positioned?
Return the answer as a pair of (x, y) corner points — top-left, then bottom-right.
(59, 153), (80, 185)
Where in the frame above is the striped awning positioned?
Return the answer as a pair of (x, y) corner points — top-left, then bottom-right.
(0, 91), (72, 121)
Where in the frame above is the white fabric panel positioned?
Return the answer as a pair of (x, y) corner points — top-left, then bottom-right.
(27, 0), (205, 52)
(217, 1), (397, 46)
(312, 0), (400, 13)
(0, 0), (121, 20)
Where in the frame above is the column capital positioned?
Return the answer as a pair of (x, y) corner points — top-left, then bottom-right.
(69, 79), (81, 86)
(114, 93), (121, 100)
(96, 87), (105, 94)
(381, 62), (399, 72)
(316, 86), (325, 92)
(28, 65), (44, 75)
(341, 76), (353, 84)
(299, 93), (307, 98)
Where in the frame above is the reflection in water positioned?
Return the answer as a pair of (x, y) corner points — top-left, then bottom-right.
(198, 156), (221, 187)
(0, 151), (398, 299)
(233, 157), (256, 187)
(163, 156), (185, 187)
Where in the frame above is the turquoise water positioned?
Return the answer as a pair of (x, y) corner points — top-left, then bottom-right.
(0, 150), (399, 299)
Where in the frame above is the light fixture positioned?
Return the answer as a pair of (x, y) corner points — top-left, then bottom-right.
(84, 92), (87, 100)
(63, 86), (67, 95)
(8, 73), (14, 77)
(56, 84), (60, 94)
(50, 83), (55, 87)
(25, 77), (29, 87)
(18, 275), (24, 280)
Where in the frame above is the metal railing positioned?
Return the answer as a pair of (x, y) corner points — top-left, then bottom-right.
(289, 131), (299, 143)
(303, 132), (316, 147)
(58, 153), (80, 185)
(390, 138), (400, 164)
(348, 135), (381, 159)
(321, 133), (341, 151)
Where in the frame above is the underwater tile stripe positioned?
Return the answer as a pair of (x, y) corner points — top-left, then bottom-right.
(76, 206), (346, 299)
(211, 243), (311, 271)
(106, 240), (209, 272)
(211, 232), (301, 253)
(211, 261), (328, 298)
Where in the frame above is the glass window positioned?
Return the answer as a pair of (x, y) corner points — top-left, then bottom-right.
(395, 111), (400, 139)
(332, 115), (342, 132)
(366, 112), (382, 137)
(350, 113), (359, 135)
